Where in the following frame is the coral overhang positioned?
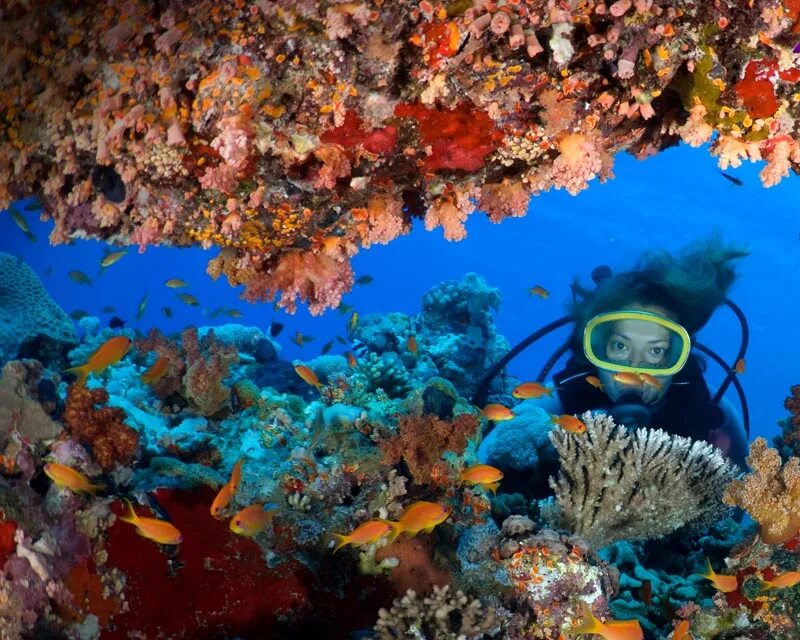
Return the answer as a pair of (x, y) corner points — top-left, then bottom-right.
(2, 0), (800, 312)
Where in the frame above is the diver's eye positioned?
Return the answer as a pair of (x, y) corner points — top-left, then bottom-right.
(610, 341), (627, 352)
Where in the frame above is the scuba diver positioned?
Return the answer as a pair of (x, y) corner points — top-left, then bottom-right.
(474, 235), (750, 472)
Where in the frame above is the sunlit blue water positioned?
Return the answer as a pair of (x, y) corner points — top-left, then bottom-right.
(2, 141), (798, 442)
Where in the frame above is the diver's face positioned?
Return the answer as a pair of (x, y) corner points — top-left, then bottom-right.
(596, 316), (675, 405)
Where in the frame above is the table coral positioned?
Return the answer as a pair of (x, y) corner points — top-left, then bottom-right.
(63, 383), (139, 471)
(4, 1), (800, 314)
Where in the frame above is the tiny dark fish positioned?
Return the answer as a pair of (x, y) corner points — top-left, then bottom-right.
(207, 306), (226, 319)
(136, 293), (148, 321)
(68, 270), (92, 285)
(44, 265), (52, 276)
(337, 302), (353, 315)
(321, 340), (333, 355)
(335, 335), (348, 345)
(269, 321), (284, 337)
(91, 165), (126, 203)
(177, 293), (200, 306)
(101, 306), (116, 314)
(162, 306), (173, 319)
(108, 316), (126, 329)
(224, 309), (242, 318)
(69, 310), (89, 320)
(719, 171), (743, 186)
(355, 275), (373, 285)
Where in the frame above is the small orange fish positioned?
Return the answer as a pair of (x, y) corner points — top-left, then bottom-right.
(671, 620), (690, 640)
(638, 372), (663, 390)
(734, 358), (745, 374)
(407, 335), (418, 356)
(229, 504), (274, 536)
(700, 558), (738, 593)
(573, 601), (644, 640)
(210, 483), (234, 519)
(141, 356), (170, 385)
(613, 372), (644, 387)
(512, 381), (554, 399)
(332, 519), (397, 553)
(119, 499), (183, 545)
(551, 414), (586, 433)
(229, 458), (244, 493)
(460, 464), (503, 494)
(389, 501), (449, 541)
(528, 285), (549, 299)
(346, 352), (358, 367)
(291, 331), (311, 347)
(482, 403), (515, 421)
(586, 375), (604, 390)
(64, 336), (132, 384)
(763, 570), (800, 589)
(294, 364), (321, 390)
(44, 462), (102, 494)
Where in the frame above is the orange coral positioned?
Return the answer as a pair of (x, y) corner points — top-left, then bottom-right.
(63, 384), (139, 471)
(723, 437), (800, 544)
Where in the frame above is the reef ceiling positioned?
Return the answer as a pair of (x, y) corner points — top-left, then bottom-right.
(1, 0), (799, 313)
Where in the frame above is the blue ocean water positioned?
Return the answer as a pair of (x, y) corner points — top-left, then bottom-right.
(1, 141), (798, 442)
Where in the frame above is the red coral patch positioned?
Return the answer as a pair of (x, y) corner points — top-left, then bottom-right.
(394, 102), (502, 172)
(0, 517), (16, 567)
(734, 60), (779, 119)
(320, 110), (398, 156)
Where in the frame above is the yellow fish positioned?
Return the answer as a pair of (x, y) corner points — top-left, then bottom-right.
(638, 372), (663, 390)
(294, 364), (321, 390)
(348, 312), (358, 334)
(119, 499), (183, 545)
(700, 558), (738, 593)
(164, 278), (188, 288)
(572, 601), (643, 640)
(100, 250), (126, 269)
(482, 403), (514, 421)
(44, 462), (102, 494)
(141, 356), (170, 384)
(332, 519), (397, 553)
(64, 335), (131, 384)
(229, 504), (274, 536)
(512, 381), (555, 399)
(527, 285), (549, 299)
(388, 501), (449, 541)
(762, 570), (800, 589)
(550, 414), (586, 433)
(460, 464), (503, 494)
(613, 372), (644, 388)
(586, 375), (604, 390)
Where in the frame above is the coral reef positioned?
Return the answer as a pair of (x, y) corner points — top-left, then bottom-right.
(774, 384), (800, 460)
(0, 252), (76, 363)
(6, 3), (797, 311)
(63, 383), (139, 471)
(547, 411), (738, 548)
(723, 437), (800, 545)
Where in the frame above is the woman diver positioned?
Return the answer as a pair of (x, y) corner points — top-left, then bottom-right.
(475, 235), (750, 474)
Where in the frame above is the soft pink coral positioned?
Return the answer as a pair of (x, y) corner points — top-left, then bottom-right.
(243, 250), (354, 315)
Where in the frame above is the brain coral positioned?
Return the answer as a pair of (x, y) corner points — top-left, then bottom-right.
(0, 253), (76, 363)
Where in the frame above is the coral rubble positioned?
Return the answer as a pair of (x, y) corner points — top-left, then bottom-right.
(3, 1), (800, 311)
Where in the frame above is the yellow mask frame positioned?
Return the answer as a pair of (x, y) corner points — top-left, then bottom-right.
(583, 310), (691, 376)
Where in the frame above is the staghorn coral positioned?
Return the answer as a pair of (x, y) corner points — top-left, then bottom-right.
(374, 585), (500, 640)
(379, 413), (480, 486)
(723, 437), (800, 545)
(63, 383), (139, 471)
(5, 2), (800, 314)
(547, 411), (738, 548)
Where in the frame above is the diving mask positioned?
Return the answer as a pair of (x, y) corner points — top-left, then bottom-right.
(583, 310), (691, 377)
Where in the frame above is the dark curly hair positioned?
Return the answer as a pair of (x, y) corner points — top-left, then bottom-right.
(568, 234), (749, 363)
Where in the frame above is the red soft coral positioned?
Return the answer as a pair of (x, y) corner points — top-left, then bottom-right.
(243, 249), (354, 316)
(63, 384), (139, 471)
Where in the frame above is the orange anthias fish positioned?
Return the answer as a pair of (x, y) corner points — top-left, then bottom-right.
(210, 459), (244, 518)
(671, 620), (690, 640)
(119, 499), (183, 545)
(613, 372), (644, 388)
(64, 336), (132, 384)
(460, 464), (503, 494)
(512, 381), (555, 399)
(229, 504), (274, 536)
(229, 458), (244, 493)
(763, 570), (800, 589)
(346, 352), (358, 367)
(586, 375), (604, 390)
(528, 285), (549, 299)
(294, 364), (321, 390)
(332, 519), (396, 553)
(700, 558), (738, 592)
(551, 414), (586, 433)
(407, 335), (418, 356)
(44, 462), (102, 494)
(141, 356), (170, 385)
(388, 501), (449, 541)
(638, 373), (663, 390)
(482, 403), (515, 421)
(734, 358), (746, 374)
(572, 601), (643, 640)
